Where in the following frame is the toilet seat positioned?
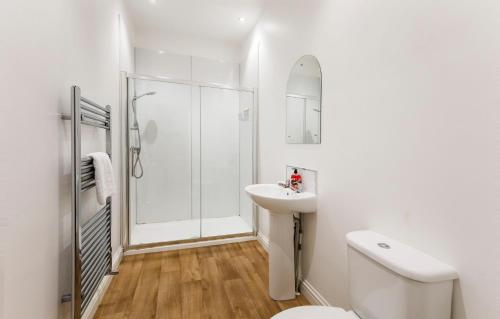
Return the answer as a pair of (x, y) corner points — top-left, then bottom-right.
(271, 306), (359, 319)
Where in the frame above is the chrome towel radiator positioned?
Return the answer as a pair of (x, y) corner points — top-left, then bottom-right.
(62, 86), (114, 318)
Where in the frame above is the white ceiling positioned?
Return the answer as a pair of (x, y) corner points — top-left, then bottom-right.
(124, 0), (264, 45)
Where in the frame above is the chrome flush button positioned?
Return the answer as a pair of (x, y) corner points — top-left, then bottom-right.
(378, 242), (391, 249)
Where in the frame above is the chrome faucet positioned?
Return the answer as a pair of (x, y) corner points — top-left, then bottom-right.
(278, 179), (290, 188)
(278, 179), (302, 193)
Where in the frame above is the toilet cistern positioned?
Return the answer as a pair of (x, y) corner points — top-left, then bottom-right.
(272, 230), (458, 319)
(245, 184), (317, 300)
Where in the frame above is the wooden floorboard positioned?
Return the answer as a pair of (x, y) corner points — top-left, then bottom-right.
(94, 240), (309, 319)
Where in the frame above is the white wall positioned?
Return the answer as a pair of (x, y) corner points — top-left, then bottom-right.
(134, 28), (241, 62)
(0, 0), (134, 318)
(243, 0), (500, 318)
(135, 47), (240, 87)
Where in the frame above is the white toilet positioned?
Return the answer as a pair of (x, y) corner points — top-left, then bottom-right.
(273, 230), (458, 319)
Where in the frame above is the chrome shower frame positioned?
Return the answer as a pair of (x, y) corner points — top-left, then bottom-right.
(120, 72), (259, 250)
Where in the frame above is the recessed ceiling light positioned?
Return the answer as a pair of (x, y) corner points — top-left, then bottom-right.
(158, 50), (164, 54)
(239, 17), (246, 23)
(150, 0), (157, 4)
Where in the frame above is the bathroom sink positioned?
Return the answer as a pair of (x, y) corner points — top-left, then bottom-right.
(245, 184), (317, 301)
(244, 184), (316, 214)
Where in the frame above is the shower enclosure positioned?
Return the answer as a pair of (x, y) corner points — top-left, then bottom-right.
(125, 75), (256, 246)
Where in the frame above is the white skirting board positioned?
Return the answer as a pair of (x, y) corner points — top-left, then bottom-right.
(125, 235), (257, 256)
(300, 280), (331, 306)
(257, 231), (270, 251)
(82, 246), (123, 319)
(256, 231), (330, 307)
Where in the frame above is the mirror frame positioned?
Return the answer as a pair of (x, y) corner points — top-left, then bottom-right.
(285, 55), (323, 145)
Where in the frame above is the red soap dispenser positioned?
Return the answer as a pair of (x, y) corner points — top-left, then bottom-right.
(290, 168), (302, 192)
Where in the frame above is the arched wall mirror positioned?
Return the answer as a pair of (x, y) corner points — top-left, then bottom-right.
(285, 55), (322, 144)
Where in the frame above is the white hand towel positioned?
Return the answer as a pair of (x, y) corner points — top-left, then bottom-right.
(87, 152), (115, 205)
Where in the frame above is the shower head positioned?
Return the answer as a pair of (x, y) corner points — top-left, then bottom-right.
(131, 91), (156, 129)
(132, 91), (156, 102)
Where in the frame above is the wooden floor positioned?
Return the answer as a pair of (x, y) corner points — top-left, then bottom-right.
(94, 240), (309, 319)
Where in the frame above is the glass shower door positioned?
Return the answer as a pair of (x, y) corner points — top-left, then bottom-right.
(127, 77), (254, 246)
(200, 87), (253, 237)
(129, 78), (199, 244)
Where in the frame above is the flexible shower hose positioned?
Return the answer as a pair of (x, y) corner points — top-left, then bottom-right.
(132, 147), (144, 178)
(131, 98), (144, 179)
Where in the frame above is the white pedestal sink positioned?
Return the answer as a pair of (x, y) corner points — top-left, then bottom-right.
(245, 184), (316, 300)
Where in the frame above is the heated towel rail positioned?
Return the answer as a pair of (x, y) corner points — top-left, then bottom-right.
(62, 86), (114, 318)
